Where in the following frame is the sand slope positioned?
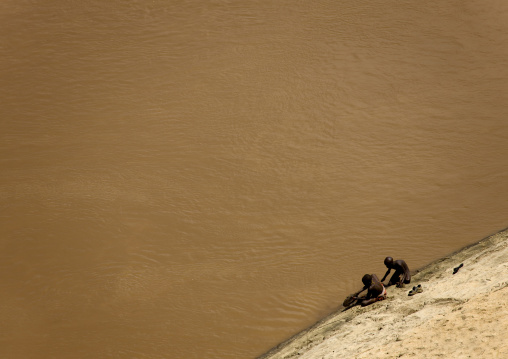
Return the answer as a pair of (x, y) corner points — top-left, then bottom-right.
(259, 229), (508, 359)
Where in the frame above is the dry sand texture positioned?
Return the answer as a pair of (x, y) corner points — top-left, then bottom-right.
(259, 228), (508, 359)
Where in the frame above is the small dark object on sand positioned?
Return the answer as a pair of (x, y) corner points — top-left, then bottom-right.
(408, 284), (423, 296)
(453, 263), (463, 274)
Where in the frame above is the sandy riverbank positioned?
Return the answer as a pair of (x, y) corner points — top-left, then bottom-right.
(259, 228), (508, 358)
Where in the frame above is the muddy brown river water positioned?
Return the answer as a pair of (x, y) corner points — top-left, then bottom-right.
(1, 1), (508, 358)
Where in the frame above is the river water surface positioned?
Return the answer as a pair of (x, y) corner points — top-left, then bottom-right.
(1, 1), (508, 358)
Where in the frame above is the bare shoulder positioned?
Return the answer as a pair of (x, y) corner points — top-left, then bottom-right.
(395, 259), (409, 267)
